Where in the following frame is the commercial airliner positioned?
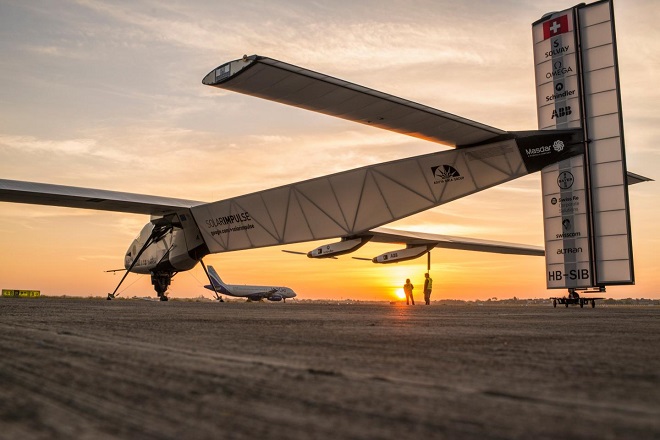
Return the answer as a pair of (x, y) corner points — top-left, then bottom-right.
(0, 55), (647, 300)
(203, 266), (296, 302)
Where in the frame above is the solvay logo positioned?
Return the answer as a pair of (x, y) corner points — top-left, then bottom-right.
(553, 140), (565, 152)
(431, 165), (464, 184)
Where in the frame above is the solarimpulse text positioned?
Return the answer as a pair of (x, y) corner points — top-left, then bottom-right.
(205, 212), (252, 228)
(206, 211), (254, 236)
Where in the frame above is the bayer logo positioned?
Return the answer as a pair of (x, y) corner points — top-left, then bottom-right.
(557, 171), (574, 189)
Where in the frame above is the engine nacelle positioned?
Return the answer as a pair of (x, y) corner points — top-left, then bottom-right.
(307, 236), (372, 258)
(372, 244), (435, 264)
(267, 294), (283, 302)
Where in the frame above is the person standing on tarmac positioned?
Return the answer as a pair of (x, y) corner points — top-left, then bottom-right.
(424, 273), (433, 305)
(403, 279), (415, 305)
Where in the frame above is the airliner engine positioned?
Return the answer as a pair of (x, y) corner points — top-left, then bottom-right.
(307, 236), (372, 258)
(372, 244), (435, 264)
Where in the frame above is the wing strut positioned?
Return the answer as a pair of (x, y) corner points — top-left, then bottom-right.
(199, 259), (224, 302)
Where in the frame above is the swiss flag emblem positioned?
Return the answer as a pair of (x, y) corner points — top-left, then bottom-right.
(543, 15), (570, 39)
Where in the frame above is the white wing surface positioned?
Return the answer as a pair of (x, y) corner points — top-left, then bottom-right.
(191, 139), (542, 253)
(0, 179), (202, 216)
(203, 55), (507, 147)
(369, 227), (545, 256)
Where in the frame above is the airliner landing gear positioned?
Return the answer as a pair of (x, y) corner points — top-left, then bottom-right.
(151, 272), (173, 301)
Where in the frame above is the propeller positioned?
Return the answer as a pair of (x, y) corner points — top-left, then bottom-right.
(282, 250), (338, 259)
(281, 250), (306, 255)
(105, 268), (126, 274)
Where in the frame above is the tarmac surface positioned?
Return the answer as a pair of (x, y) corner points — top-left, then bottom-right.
(1, 298), (659, 440)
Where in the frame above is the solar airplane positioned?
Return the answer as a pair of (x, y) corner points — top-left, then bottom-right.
(3, 54), (628, 300)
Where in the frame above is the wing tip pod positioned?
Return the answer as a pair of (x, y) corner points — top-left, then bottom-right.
(202, 54), (259, 86)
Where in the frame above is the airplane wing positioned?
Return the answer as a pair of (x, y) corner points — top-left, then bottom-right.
(202, 55), (507, 147)
(0, 179), (203, 216)
(190, 129), (585, 254)
(368, 227), (545, 256)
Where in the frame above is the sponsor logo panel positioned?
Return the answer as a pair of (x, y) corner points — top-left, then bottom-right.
(537, 97), (581, 128)
(542, 15), (571, 40)
(430, 165), (464, 184)
(546, 192), (585, 215)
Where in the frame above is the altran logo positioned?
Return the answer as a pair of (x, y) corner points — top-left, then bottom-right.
(431, 165), (464, 184)
(553, 140), (565, 152)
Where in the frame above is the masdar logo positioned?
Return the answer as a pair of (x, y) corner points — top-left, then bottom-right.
(431, 165), (464, 184)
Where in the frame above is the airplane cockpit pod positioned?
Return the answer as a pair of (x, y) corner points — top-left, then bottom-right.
(123, 212), (204, 275)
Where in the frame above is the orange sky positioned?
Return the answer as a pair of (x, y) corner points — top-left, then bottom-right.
(0, 0), (657, 301)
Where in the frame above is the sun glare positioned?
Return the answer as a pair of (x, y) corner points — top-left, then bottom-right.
(395, 288), (406, 300)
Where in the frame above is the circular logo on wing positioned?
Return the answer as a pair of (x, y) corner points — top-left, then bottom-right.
(557, 171), (574, 189)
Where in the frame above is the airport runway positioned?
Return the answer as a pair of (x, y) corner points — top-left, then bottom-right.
(0, 298), (658, 439)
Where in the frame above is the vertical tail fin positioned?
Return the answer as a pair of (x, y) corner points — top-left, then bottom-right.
(207, 266), (225, 286)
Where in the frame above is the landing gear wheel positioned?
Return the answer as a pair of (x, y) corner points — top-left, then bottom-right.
(565, 302), (569, 308)
(151, 271), (173, 302)
(553, 299), (557, 308)
(580, 299), (584, 308)
(591, 300), (596, 308)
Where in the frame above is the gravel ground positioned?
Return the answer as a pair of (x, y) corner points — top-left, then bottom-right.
(0, 298), (658, 439)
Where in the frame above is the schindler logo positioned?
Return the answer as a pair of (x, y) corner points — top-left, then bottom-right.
(546, 82), (576, 102)
(431, 165), (464, 184)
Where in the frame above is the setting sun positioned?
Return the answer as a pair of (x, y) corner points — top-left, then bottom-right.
(395, 288), (406, 300)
